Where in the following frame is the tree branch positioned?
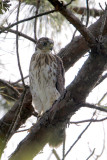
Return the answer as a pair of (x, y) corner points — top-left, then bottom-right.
(48, 0), (96, 46)
(81, 103), (107, 113)
(86, 0), (90, 27)
(16, 0), (25, 88)
(0, 4), (107, 72)
(0, 9), (57, 33)
(64, 118), (93, 159)
(86, 148), (95, 160)
(58, 12), (107, 71)
(95, 73), (107, 86)
(34, 0), (40, 42)
(7, 28), (37, 43)
(70, 117), (107, 124)
(71, 6), (103, 17)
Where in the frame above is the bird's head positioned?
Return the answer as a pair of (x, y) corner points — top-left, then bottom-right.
(36, 37), (54, 53)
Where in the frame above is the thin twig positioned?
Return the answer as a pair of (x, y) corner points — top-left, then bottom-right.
(0, 92), (17, 101)
(62, 130), (65, 160)
(94, 123), (105, 160)
(15, 128), (30, 133)
(97, 92), (107, 105)
(99, 3), (104, 11)
(80, 103), (107, 113)
(86, 0), (90, 27)
(70, 117), (107, 124)
(72, 12), (85, 41)
(0, 9), (56, 34)
(95, 73), (107, 87)
(6, 87), (27, 141)
(34, 0), (40, 42)
(7, 28), (37, 43)
(12, 75), (29, 85)
(65, 0), (74, 7)
(16, 0), (25, 88)
(63, 112), (96, 159)
(70, 6), (103, 17)
(0, 0), (76, 34)
(52, 149), (60, 160)
(86, 148), (95, 160)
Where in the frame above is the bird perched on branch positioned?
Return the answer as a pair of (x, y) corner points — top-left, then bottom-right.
(29, 37), (65, 115)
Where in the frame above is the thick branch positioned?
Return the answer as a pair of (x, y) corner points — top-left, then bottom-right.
(48, 0), (96, 45)
(58, 15), (107, 71)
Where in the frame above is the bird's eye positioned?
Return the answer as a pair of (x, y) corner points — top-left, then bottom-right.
(43, 42), (47, 46)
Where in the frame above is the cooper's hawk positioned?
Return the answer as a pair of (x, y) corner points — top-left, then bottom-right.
(29, 37), (65, 115)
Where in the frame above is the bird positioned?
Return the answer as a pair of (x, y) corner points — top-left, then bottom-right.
(29, 37), (65, 116)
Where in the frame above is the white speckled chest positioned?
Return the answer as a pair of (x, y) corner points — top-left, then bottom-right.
(29, 51), (60, 113)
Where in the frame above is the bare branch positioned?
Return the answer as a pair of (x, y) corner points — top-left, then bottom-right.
(70, 117), (107, 124)
(98, 92), (107, 105)
(1, 12), (107, 73)
(52, 149), (61, 160)
(16, 0), (25, 88)
(71, 6), (103, 17)
(72, 11), (85, 40)
(86, 0), (90, 27)
(58, 18), (107, 71)
(5, 87), (27, 141)
(64, 112), (95, 159)
(0, 0), (74, 34)
(34, 0), (40, 42)
(0, 9), (57, 33)
(12, 75), (29, 85)
(95, 73), (107, 87)
(48, 0), (96, 46)
(7, 28), (37, 43)
(81, 103), (107, 113)
(15, 128), (30, 133)
(94, 123), (105, 159)
(62, 130), (66, 160)
(86, 148), (95, 160)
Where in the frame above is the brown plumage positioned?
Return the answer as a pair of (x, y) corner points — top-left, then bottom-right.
(29, 37), (65, 115)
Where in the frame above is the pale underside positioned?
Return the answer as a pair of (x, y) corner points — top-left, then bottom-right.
(29, 51), (60, 115)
